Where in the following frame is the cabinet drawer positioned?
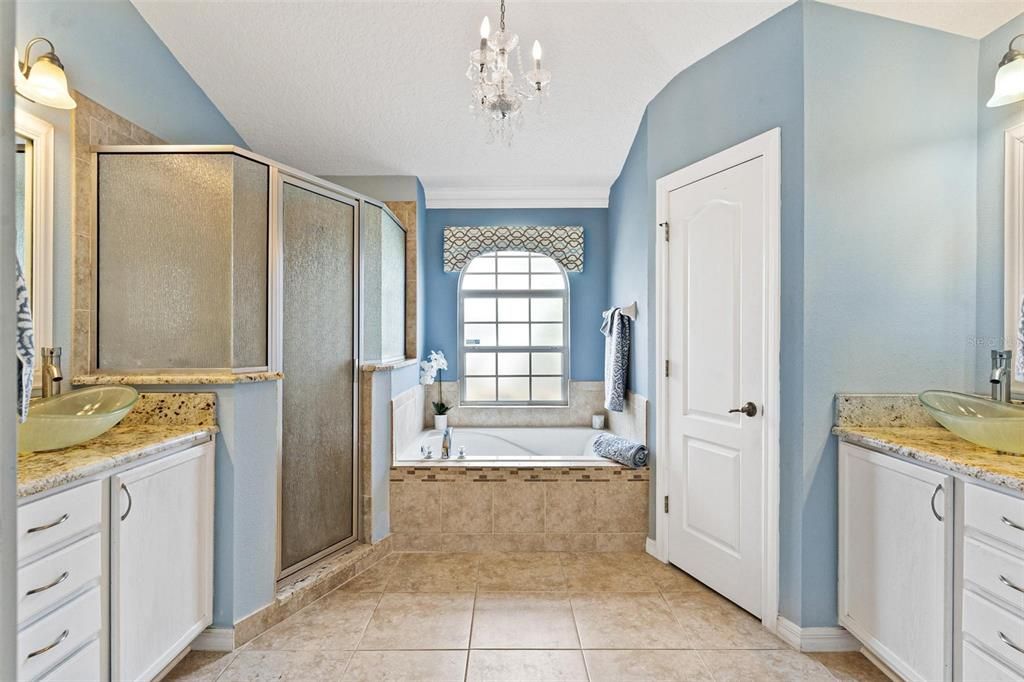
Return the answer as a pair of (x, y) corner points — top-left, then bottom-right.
(18, 534), (102, 625)
(964, 536), (1024, 613)
(964, 484), (1024, 552)
(963, 589), (1024, 673)
(39, 638), (101, 682)
(962, 641), (1023, 682)
(18, 587), (101, 681)
(18, 482), (102, 562)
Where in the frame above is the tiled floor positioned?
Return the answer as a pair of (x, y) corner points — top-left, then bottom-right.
(167, 552), (887, 681)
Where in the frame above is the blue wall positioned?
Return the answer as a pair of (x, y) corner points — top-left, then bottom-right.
(801, 1), (979, 627)
(16, 1), (244, 146)
(422, 208), (609, 380)
(976, 13), (1024, 387)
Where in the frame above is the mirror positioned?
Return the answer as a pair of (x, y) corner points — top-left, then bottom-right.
(15, 134), (33, 308)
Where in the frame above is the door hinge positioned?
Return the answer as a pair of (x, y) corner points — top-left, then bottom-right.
(665, 360), (670, 378)
(659, 221), (670, 241)
(664, 495), (669, 513)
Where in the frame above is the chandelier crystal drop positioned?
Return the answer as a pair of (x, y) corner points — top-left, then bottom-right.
(467, 0), (551, 145)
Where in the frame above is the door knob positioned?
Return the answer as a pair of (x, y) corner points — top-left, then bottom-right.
(728, 402), (758, 418)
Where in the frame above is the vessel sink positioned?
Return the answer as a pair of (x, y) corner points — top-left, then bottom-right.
(919, 390), (1024, 454)
(17, 386), (139, 453)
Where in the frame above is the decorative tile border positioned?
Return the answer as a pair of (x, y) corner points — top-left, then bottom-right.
(443, 226), (584, 272)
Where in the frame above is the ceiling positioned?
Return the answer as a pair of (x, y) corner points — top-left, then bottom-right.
(133, 1), (1021, 207)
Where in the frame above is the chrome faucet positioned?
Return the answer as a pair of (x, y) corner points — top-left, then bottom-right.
(990, 350), (1013, 403)
(441, 427), (454, 460)
(41, 347), (63, 398)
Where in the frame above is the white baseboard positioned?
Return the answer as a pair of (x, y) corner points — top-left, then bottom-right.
(190, 627), (235, 652)
(776, 617), (860, 652)
(645, 536), (665, 562)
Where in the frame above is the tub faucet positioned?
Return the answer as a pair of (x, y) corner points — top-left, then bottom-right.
(41, 347), (63, 399)
(991, 350), (1013, 403)
(441, 427), (454, 460)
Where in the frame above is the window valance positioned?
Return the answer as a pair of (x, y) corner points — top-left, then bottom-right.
(443, 226), (584, 272)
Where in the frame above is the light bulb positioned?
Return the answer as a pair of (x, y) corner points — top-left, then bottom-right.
(480, 17), (491, 40)
(532, 40), (542, 60)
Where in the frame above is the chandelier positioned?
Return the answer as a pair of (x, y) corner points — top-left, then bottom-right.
(466, 0), (551, 144)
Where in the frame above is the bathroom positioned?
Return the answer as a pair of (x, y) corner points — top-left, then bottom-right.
(3, 1), (1024, 680)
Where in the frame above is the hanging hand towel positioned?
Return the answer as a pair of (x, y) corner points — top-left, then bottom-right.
(16, 258), (35, 422)
(1016, 292), (1024, 382)
(601, 306), (630, 412)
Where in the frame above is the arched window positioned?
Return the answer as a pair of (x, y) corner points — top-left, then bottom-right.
(459, 250), (569, 405)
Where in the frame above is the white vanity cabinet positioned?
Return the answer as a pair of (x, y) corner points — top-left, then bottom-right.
(838, 442), (954, 682)
(111, 442), (215, 682)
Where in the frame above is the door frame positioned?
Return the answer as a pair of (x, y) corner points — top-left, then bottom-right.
(653, 128), (782, 630)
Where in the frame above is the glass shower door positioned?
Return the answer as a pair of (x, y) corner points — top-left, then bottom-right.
(279, 178), (358, 578)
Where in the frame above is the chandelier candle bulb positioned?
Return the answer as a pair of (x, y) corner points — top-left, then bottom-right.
(533, 40), (542, 69)
(480, 17), (490, 51)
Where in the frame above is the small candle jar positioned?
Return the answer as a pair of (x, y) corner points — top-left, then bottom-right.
(592, 414), (606, 430)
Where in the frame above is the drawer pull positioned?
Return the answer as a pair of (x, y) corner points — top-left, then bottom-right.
(120, 483), (132, 521)
(25, 571), (69, 596)
(930, 484), (944, 522)
(27, 513), (69, 534)
(1001, 516), (1024, 532)
(999, 574), (1024, 595)
(26, 629), (68, 660)
(999, 631), (1024, 655)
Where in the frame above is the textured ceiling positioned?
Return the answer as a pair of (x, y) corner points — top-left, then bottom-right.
(133, 1), (1021, 204)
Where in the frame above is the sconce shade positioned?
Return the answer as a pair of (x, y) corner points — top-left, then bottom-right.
(15, 40), (77, 110)
(987, 36), (1024, 108)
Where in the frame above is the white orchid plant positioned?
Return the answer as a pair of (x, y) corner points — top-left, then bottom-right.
(419, 350), (451, 415)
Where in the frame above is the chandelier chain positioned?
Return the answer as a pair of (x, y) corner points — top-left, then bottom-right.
(499, 0), (506, 32)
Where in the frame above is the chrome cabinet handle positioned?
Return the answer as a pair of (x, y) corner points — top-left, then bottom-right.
(930, 483), (944, 522)
(728, 402), (758, 418)
(26, 629), (68, 660)
(999, 631), (1024, 655)
(25, 571), (69, 596)
(120, 483), (133, 521)
(999, 574), (1024, 595)
(27, 513), (69, 534)
(1002, 516), (1024, 532)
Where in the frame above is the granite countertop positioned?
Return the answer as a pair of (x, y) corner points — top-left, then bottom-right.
(834, 394), (1024, 495)
(73, 371), (283, 386)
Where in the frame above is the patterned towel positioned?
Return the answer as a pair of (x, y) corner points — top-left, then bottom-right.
(1017, 292), (1024, 382)
(593, 433), (648, 468)
(16, 258), (35, 422)
(601, 307), (630, 412)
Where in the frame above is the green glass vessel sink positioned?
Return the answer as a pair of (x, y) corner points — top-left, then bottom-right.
(18, 386), (139, 453)
(919, 390), (1024, 454)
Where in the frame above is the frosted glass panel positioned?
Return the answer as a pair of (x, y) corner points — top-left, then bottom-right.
(532, 352), (562, 375)
(530, 298), (562, 322)
(498, 377), (529, 401)
(97, 153), (268, 369)
(531, 323), (563, 346)
(498, 298), (528, 321)
(464, 298), (495, 322)
(361, 204), (382, 361)
(497, 352), (529, 375)
(498, 323), (529, 346)
(532, 377), (563, 401)
(380, 212), (406, 360)
(280, 182), (355, 573)
(465, 323), (496, 346)
(465, 353), (496, 376)
(465, 377), (496, 402)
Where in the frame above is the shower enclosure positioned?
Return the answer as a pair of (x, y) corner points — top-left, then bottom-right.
(91, 146), (401, 581)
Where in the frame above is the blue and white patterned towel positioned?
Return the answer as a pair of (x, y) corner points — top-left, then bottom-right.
(16, 258), (34, 422)
(1017, 292), (1024, 382)
(601, 307), (630, 412)
(593, 433), (648, 468)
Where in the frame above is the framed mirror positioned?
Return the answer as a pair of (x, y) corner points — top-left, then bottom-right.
(14, 109), (54, 387)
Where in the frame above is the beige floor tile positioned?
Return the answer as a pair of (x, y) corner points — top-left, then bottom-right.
(471, 592), (580, 649)
(476, 552), (567, 591)
(246, 591), (380, 651)
(466, 649), (589, 681)
(584, 650), (713, 681)
(217, 650), (353, 681)
(386, 552), (480, 592)
(630, 554), (710, 593)
(570, 593), (697, 649)
(698, 650), (835, 681)
(561, 553), (659, 592)
(338, 554), (400, 593)
(343, 650), (468, 681)
(164, 651), (237, 681)
(358, 592), (475, 650)
(663, 591), (784, 650)
(808, 652), (890, 681)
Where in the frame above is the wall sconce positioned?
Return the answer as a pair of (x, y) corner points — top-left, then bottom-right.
(15, 37), (77, 110)
(988, 33), (1024, 108)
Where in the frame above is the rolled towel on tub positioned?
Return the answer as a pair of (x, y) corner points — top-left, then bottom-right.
(593, 433), (648, 468)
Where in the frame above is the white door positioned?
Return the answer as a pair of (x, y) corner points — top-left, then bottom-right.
(111, 442), (214, 682)
(661, 134), (777, 618)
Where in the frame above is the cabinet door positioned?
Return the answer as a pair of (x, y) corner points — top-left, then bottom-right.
(110, 442), (214, 682)
(839, 442), (953, 682)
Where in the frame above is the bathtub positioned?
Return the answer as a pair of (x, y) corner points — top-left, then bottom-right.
(395, 427), (615, 465)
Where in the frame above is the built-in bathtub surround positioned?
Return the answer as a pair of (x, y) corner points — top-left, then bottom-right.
(389, 465), (649, 553)
(70, 92), (165, 378)
(392, 383), (426, 458)
(423, 380), (606, 428)
(607, 392), (649, 446)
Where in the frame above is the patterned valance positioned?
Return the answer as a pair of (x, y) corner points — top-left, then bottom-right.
(443, 226), (584, 272)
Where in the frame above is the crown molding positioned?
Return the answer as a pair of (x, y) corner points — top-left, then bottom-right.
(425, 184), (609, 209)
